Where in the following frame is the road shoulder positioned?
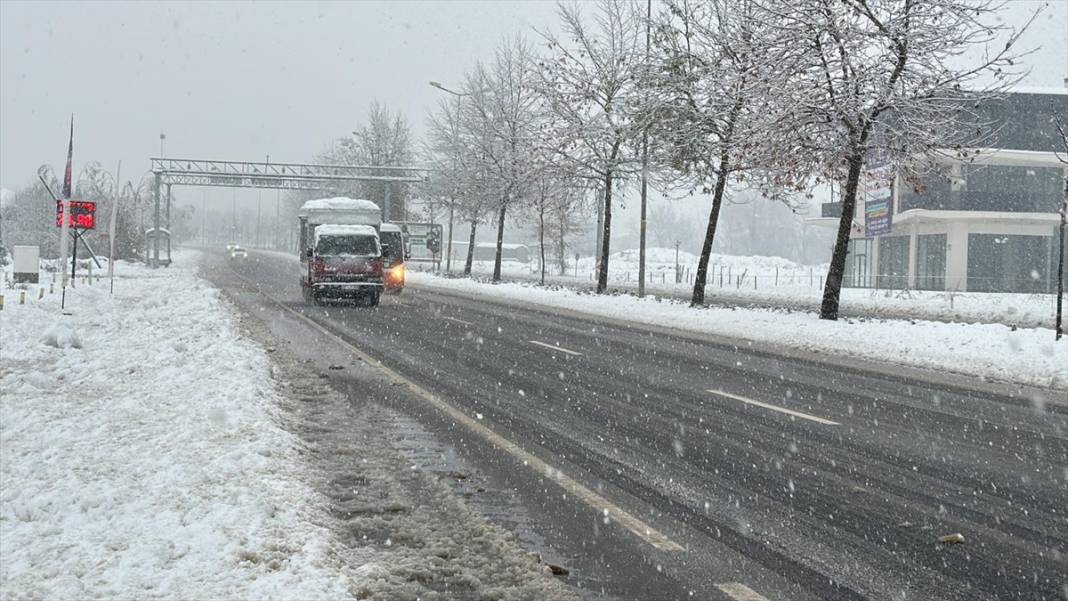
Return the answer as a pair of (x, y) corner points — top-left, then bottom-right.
(206, 259), (581, 600)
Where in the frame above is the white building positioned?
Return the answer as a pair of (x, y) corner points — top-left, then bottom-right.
(813, 90), (1068, 293)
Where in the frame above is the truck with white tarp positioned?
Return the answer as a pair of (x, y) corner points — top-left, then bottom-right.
(297, 197), (388, 306)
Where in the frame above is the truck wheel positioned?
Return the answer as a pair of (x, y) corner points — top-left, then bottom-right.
(367, 291), (381, 307)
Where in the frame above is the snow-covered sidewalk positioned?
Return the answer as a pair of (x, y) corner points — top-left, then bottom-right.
(425, 248), (1060, 328)
(1, 255), (350, 599)
(408, 271), (1068, 391)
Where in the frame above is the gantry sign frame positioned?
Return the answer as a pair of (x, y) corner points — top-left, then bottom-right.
(147, 157), (429, 267)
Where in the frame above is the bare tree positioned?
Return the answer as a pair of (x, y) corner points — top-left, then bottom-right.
(425, 94), (495, 275)
(461, 37), (542, 282)
(767, 0), (1033, 320)
(1053, 116), (1067, 341)
(537, 0), (646, 293)
(647, 0), (792, 306)
(324, 101), (414, 220)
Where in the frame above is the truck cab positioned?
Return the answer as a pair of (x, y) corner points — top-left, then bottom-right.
(298, 198), (385, 306)
(379, 223), (407, 294)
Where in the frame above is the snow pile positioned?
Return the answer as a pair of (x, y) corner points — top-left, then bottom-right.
(409, 272), (1068, 390)
(0, 254), (351, 600)
(39, 323), (82, 349)
(439, 248), (1058, 327)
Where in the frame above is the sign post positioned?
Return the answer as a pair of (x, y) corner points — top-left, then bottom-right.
(396, 221), (444, 265)
(55, 200), (97, 290)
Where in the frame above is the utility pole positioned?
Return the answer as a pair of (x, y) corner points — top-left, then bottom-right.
(232, 189), (237, 243)
(151, 173), (161, 267)
(275, 190), (281, 250)
(446, 203), (455, 273)
(384, 182), (393, 222)
(256, 189), (262, 248)
(638, 0), (651, 297)
(165, 183), (171, 264)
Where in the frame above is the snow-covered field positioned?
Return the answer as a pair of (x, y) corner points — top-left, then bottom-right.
(427, 247), (1060, 327)
(1, 254), (351, 599)
(408, 271), (1068, 391)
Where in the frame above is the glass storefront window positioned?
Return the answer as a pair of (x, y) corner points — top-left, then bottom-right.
(916, 234), (946, 291)
(877, 236), (909, 289)
(843, 238), (873, 288)
(967, 234), (1052, 293)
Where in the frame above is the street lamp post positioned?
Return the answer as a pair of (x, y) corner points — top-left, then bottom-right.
(159, 132), (166, 156)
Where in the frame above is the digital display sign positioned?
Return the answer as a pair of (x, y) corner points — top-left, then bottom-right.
(56, 200), (97, 229)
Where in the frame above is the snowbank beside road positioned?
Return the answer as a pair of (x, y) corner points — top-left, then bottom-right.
(0, 253), (350, 599)
(408, 272), (1068, 391)
(430, 249), (1057, 327)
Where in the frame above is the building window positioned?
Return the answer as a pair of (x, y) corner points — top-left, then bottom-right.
(916, 234), (946, 291)
(900, 165), (1065, 214)
(877, 236), (909, 289)
(843, 238), (873, 288)
(967, 234), (1052, 293)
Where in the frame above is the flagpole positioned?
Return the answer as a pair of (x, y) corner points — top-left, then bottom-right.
(58, 115), (73, 310)
(109, 161), (121, 294)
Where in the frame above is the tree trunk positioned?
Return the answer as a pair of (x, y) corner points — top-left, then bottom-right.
(492, 201), (506, 283)
(1055, 174), (1066, 340)
(692, 156), (730, 306)
(539, 204), (546, 285)
(820, 151), (865, 320)
(464, 220), (477, 276)
(597, 172), (613, 293)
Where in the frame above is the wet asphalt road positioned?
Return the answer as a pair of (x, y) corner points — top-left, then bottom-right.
(207, 250), (1067, 601)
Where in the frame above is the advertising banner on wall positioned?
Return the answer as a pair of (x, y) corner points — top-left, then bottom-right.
(863, 159), (894, 237)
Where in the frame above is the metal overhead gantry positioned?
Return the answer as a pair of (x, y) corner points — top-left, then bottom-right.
(147, 157), (428, 267)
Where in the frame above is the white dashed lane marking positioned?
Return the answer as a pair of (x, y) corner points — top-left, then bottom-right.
(528, 340), (583, 356)
(707, 389), (840, 426)
(716, 582), (771, 601)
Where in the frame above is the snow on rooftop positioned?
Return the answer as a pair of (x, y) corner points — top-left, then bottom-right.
(314, 224), (378, 238)
(380, 223), (402, 232)
(1009, 85), (1068, 96)
(299, 197), (381, 213)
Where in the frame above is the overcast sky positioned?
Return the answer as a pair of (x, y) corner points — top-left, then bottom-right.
(1, 0), (1066, 214)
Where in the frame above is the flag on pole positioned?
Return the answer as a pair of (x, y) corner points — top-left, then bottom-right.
(62, 115), (74, 199)
(58, 115), (73, 302)
(109, 161), (121, 294)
